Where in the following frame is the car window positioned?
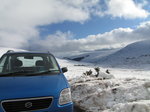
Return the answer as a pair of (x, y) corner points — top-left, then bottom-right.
(0, 56), (7, 72)
(17, 56), (43, 67)
(0, 53), (60, 75)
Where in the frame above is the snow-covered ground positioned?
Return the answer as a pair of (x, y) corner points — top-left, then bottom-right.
(0, 46), (150, 112)
(58, 58), (150, 80)
(109, 68), (150, 80)
(58, 58), (150, 112)
(71, 77), (150, 112)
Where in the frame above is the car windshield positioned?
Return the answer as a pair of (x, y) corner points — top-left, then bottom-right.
(0, 53), (60, 76)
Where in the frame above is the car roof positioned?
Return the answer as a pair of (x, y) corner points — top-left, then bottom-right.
(5, 51), (53, 55)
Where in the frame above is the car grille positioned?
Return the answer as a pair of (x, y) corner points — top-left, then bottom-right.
(1, 96), (53, 112)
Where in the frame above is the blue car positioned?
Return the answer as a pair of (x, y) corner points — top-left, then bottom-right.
(0, 51), (73, 112)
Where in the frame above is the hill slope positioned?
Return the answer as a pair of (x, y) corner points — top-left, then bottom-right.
(97, 40), (150, 68)
(65, 48), (119, 63)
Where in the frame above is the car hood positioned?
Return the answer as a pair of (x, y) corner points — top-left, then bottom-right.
(0, 74), (68, 100)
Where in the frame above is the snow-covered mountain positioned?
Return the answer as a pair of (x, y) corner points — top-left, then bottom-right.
(64, 48), (119, 63)
(66, 40), (150, 69)
(97, 40), (150, 68)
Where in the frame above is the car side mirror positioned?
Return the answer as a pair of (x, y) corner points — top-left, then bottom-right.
(61, 67), (68, 73)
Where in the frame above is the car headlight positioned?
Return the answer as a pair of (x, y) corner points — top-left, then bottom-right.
(59, 88), (72, 105)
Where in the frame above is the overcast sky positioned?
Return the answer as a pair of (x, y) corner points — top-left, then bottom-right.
(0, 0), (150, 56)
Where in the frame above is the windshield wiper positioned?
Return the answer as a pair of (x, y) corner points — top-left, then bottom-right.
(0, 70), (35, 77)
(0, 70), (60, 77)
(25, 70), (60, 76)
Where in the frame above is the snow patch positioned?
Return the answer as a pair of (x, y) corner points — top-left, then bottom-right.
(70, 76), (150, 112)
(104, 100), (150, 112)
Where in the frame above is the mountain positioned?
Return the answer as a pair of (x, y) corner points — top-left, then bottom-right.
(64, 48), (119, 63)
(66, 40), (150, 68)
(97, 40), (150, 68)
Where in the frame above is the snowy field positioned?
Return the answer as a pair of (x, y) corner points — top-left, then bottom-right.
(58, 58), (150, 80)
(58, 59), (150, 112)
(109, 68), (150, 80)
(0, 46), (150, 112)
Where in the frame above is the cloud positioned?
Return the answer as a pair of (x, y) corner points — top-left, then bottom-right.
(0, 0), (99, 48)
(0, 0), (92, 28)
(31, 21), (150, 56)
(103, 0), (149, 19)
(0, 0), (149, 55)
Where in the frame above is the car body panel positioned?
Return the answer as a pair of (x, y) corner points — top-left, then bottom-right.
(0, 52), (73, 112)
(0, 74), (67, 100)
